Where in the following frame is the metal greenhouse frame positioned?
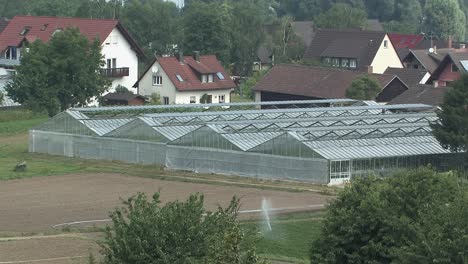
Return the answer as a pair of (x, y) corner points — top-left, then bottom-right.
(29, 100), (464, 185)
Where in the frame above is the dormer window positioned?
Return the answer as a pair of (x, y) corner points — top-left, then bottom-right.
(20, 26), (31, 36)
(208, 74), (213, 83)
(349, 59), (357, 68)
(202, 74), (207, 83)
(5, 47), (17, 60)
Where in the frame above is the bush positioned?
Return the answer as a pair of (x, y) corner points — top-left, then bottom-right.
(310, 168), (467, 263)
(101, 192), (263, 264)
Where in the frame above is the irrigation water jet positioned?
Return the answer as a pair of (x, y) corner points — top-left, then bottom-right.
(261, 197), (272, 231)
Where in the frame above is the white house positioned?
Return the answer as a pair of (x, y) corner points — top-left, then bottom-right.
(0, 16), (145, 94)
(134, 52), (236, 105)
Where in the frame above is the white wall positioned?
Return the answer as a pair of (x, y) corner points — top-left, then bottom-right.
(371, 34), (404, 74)
(101, 28), (139, 94)
(138, 60), (231, 104)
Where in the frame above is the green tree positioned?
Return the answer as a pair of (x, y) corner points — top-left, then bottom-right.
(240, 70), (268, 99)
(423, 0), (466, 40)
(431, 74), (468, 153)
(310, 168), (467, 263)
(6, 28), (109, 116)
(345, 75), (381, 100)
(182, 1), (231, 65)
(0, 91), (4, 105)
(101, 192), (262, 263)
(315, 3), (367, 30)
(149, 92), (161, 105)
(114, 85), (132, 94)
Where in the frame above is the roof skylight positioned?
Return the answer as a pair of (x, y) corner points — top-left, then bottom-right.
(216, 72), (225, 80)
(176, 74), (184, 82)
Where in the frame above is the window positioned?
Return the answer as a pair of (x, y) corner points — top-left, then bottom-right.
(163, 96), (169, 105)
(383, 40), (388, 48)
(349, 59), (357, 68)
(331, 58), (340, 67)
(107, 59), (112, 69)
(190, 96), (196, 104)
(323, 57), (331, 65)
(20, 26), (31, 36)
(176, 74), (184, 82)
(201, 74), (207, 83)
(208, 74), (213, 83)
(219, 95), (225, 103)
(451, 63), (459, 72)
(112, 58), (117, 68)
(5, 47), (17, 60)
(216, 72), (225, 80)
(152, 75), (162, 86)
(341, 58), (349, 68)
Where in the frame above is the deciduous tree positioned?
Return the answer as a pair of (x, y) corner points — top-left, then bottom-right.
(101, 192), (262, 263)
(6, 28), (109, 116)
(310, 168), (467, 263)
(345, 75), (381, 100)
(315, 3), (367, 30)
(431, 74), (468, 153)
(423, 0), (466, 40)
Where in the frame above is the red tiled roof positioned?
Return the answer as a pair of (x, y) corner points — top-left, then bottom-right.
(253, 64), (399, 99)
(388, 33), (424, 49)
(0, 16), (144, 57)
(135, 55), (236, 92)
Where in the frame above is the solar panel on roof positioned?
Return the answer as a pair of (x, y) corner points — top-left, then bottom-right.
(460, 60), (468, 71)
(216, 72), (225, 80)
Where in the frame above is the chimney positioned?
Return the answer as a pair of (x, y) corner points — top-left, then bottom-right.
(367, 65), (373, 74)
(178, 50), (184, 63)
(448, 36), (452, 49)
(193, 51), (200, 62)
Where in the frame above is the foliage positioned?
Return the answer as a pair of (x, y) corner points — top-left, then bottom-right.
(183, 1), (232, 65)
(0, 91), (4, 105)
(200, 93), (210, 104)
(431, 74), (468, 153)
(240, 70), (268, 99)
(148, 92), (161, 105)
(345, 75), (381, 100)
(114, 85), (132, 94)
(5, 28), (109, 116)
(101, 192), (262, 264)
(310, 168), (467, 263)
(315, 3), (367, 30)
(423, 0), (466, 41)
(263, 16), (305, 64)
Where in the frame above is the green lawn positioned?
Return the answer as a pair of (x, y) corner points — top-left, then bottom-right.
(244, 212), (323, 263)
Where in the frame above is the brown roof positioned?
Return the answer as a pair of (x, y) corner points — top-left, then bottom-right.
(0, 16), (144, 57)
(389, 85), (448, 106)
(406, 49), (450, 74)
(428, 51), (468, 82)
(135, 55), (236, 92)
(303, 29), (386, 71)
(253, 64), (399, 99)
(384, 67), (427, 86)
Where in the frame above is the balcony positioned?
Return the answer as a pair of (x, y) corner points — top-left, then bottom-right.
(100, 67), (129, 78)
(0, 58), (20, 67)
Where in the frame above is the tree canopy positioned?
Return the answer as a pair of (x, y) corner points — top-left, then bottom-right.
(423, 0), (466, 41)
(431, 74), (468, 153)
(345, 76), (381, 100)
(6, 28), (109, 116)
(101, 192), (262, 264)
(315, 3), (367, 30)
(310, 168), (467, 263)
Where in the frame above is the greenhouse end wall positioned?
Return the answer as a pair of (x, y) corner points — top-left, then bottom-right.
(29, 130), (330, 184)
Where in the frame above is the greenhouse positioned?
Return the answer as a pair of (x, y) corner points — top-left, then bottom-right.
(29, 100), (464, 185)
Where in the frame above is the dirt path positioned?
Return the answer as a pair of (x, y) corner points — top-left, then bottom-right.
(0, 173), (331, 232)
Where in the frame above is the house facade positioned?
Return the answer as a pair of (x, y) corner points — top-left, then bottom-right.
(134, 53), (236, 105)
(303, 29), (403, 74)
(0, 16), (144, 94)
